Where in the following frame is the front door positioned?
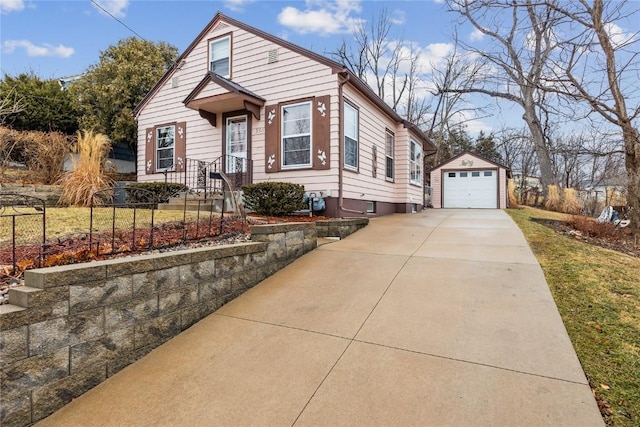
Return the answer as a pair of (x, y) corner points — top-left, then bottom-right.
(226, 115), (247, 172)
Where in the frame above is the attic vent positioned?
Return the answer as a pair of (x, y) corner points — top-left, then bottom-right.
(268, 49), (278, 64)
(212, 22), (230, 32)
(171, 76), (179, 88)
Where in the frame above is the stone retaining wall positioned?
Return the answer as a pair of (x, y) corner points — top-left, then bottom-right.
(316, 217), (369, 239)
(0, 222), (317, 427)
(0, 184), (62, 207)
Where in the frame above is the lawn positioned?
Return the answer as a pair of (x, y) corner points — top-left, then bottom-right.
(1, 207), (200, 245)
(507, 207), (639, 426)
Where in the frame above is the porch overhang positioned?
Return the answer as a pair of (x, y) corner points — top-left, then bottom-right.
(183, 72), (266, 126)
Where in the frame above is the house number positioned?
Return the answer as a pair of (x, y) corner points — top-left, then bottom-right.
(254, 127), (265, 135)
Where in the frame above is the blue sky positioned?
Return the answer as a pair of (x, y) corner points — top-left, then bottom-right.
(0, 0), (457, 79)
(1, 0), (638, 136)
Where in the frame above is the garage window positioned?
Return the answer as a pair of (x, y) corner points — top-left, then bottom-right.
(460, 172), (468, 177)
(448, 172), (456, 178)
(472, 171), (480, 177)
(484, 171), (493, 176)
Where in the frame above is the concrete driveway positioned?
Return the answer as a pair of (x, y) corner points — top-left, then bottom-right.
(38, 209), (603, 426)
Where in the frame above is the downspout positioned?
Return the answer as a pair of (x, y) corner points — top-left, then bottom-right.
(338, 70), (365, 216)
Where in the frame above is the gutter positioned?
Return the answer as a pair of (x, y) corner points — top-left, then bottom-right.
(338, 71), (366, 216)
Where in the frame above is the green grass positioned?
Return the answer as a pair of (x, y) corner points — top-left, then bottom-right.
(507, 207), (640, 426)
(1, 207), (200, 245)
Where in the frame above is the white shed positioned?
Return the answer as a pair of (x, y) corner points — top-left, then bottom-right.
(429, 151), (511, 209)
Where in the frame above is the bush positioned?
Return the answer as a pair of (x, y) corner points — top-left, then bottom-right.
(242, 182), (305, 216)
(508, 179), (519, 208)
(560, 188), (582, 215)
(22, 130), (71, 184)
(124, 182), (188, 205)
(58, 130), (113, 206)
(544, 185), (561, 212)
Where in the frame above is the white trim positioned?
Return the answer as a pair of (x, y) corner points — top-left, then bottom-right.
(281, 101), (312, 169)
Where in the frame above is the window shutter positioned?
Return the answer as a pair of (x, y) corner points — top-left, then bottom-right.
(313, 95), (330, 170)
(144, 127), (155, 174)
(264, 104), (280, 173)
(175, 122), (186, 172)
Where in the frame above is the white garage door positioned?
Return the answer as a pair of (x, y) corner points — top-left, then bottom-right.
(443, 170), (498, 208)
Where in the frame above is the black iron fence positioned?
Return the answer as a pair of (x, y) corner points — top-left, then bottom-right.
(0, 194), (46, 275)
(1, 183), (248, 282)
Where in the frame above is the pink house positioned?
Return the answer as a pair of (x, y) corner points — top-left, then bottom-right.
(134, 12), (436, 217)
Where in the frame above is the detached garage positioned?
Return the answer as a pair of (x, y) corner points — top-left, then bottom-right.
(429, 151), (511, 209)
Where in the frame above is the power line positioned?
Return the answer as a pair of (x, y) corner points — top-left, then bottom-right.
(90, 0), (148, 41)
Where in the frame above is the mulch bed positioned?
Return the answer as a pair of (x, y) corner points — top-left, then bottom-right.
(531, 217), (640, 258)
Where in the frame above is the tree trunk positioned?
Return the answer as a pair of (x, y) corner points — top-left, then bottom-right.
(623, 124), (640, 235)
(522, 104), (558, 191)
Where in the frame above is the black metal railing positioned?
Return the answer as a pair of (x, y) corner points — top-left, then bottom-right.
(161, 155), (253, 198)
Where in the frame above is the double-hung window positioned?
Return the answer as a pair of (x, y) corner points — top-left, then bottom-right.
(156, 125), (175, 171)
(282, 101), (312, 168)
(209, 36), (230, 77)
(385, 130), (394, 180)
(410, 139), (423, 185)
(344, 102), (358, 170)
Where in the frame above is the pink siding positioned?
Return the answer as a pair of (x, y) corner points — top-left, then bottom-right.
(429, 152), (508, 209)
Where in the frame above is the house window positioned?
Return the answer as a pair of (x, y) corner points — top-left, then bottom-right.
(209, 36), (230, 77)
(410, 139), (422, 185)
(385, 130), (394, 180)
(282, 101), (312, 168)
(156, 125), (175, 171)
(366, 201), (375, 213)
(344, 101), (358, 170)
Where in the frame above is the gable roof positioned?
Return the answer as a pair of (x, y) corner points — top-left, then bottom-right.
(133, 12), (435, 152)
(430, 151), (511, 172)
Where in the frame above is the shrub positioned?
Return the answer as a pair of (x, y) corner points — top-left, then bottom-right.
(508, 179), (519, 208)
(560, 188), (582, 215)
(20, 130), (71, 184)
(242, 182), (305, 216)
(544, 185), (561, 212)
(58, 130), (113, 206)
(124, 182), (188, 205)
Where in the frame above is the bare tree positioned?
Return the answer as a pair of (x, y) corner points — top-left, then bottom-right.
(0, 86), (27, 172)
(330, 8), (427, 125)
(543, 0), (640, 230)
(444, 0), (562, 191)
(427, 40), (487, 165)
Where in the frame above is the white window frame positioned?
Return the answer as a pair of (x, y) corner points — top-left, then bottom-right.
(344, 101), (358, 170)
(409, 138), (423, 186)
(385, 130), (394, 181)
(209, 36), (230, 78)
(281, 101), (312, 169)
(156, 124), (175, 172)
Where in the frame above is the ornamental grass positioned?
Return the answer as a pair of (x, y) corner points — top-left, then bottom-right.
(58, 130), (114, 207)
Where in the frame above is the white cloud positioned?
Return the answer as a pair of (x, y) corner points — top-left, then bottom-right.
(278, 0), (363, 36)
(390, 9), (406, 25)
(2, 39), (75, 58)
(92, 0), (129, 18)
(223, 0), (256, 12)
(604, 22), (635, 48)
(469, 28), (484, 42)
(0, 0), (24, 14)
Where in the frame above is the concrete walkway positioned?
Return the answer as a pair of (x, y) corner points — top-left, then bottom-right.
(38, 209), (603, 426)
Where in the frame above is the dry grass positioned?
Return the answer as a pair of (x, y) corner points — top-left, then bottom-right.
(508, 179), (519, 207)
(58, 130), (113, 207)
(561, 188), (582, 214)
(508, 207), (640, 426)
(544, 184), (561, 211)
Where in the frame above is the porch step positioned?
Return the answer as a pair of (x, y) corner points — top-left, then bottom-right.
(158, 191), (240, 213)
